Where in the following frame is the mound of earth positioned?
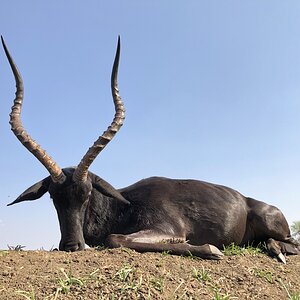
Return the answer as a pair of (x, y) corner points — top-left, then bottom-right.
(0, 248), (299, 299)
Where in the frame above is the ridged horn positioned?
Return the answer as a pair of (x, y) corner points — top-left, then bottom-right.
(1, 36), (66, 184)
(73, 36), (125, 182)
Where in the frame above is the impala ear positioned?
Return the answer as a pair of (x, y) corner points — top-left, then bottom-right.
(7, 177), (51, 206)
(91, 174), (130, 205)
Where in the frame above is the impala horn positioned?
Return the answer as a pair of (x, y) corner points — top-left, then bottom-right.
(72, 36), (125, 183)
(1, 36), (66, 184)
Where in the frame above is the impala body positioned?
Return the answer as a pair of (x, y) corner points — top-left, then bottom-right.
(2, 36), (299, 262)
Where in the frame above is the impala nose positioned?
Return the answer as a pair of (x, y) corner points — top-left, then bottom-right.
(60, 242), (85, 252)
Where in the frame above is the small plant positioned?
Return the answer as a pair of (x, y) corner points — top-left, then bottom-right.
(48, 246), (58, 251)
(115, 264), (144, 296)
(288, 295), (300, 300)
(187, 251), (198, 260)
(172, 281), (184, 295)
(279, 279), (300, 300)
(16, 288), (35, 300)
(56, 268), (85, 294)
(120, 275), (143, 294)
(223, 243), (243, 256)
(161, 250), (171, 256)
(223, 243), (263, 256)
(93, 245), (106, 251)
(86, 268), (101, 282)
(253, 269), (273, 283)
(172, 281), (190, 299)
(7, 244), (25, 251)
(212, 288), (231, 300)
(115, 265), (133, 282)
(149, 276), (165, 292)
(192, 267), (211, 282)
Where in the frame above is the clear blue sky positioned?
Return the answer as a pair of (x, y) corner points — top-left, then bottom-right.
(0, 1), (299, 250)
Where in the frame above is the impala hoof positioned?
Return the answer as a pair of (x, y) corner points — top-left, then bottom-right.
(208, 245), (224, 260)
(277, 252), (286, 264)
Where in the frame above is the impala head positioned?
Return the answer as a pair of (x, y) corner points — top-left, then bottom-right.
(2, 36), (130, 251)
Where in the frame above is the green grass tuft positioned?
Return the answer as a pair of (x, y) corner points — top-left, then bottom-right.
(223, 243), (264, 256)
(192, 267), (211, 282)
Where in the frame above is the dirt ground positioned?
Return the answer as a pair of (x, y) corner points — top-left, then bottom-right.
(0, 248), (299, 300)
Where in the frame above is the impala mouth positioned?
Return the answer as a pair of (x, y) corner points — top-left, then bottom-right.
(60, 242), (85, 252)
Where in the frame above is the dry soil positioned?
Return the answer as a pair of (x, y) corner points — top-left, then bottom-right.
(0, 248), (299, 300)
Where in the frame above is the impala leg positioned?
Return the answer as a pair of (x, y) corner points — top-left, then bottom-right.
(267, 238), (286, 263)
(105, 230), (223, 260)
(279, 238), (300, 255)
(266, 238), (300, 264)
